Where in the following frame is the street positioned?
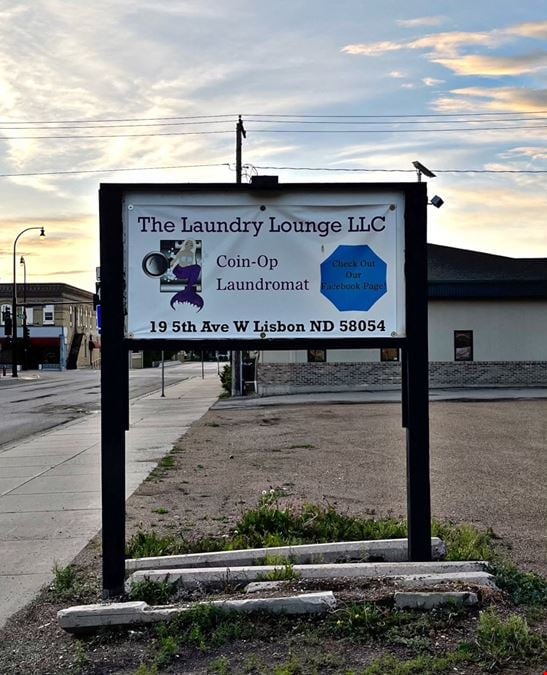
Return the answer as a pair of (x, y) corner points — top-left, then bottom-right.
(0, 360), (220, 448)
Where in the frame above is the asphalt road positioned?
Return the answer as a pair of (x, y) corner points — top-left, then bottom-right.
(0, 360), (222, 448)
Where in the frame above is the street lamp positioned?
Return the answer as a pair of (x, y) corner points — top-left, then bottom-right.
(20, 256), (27, 370)
(12, 227), (45, 377)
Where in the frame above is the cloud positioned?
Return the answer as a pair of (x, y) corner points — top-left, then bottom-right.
(342, 19), (547, 77)
(389, 71), (405, 78)
(423, 77), (445, 86)
(434, 86), (547, 112)
(397, 16), (446, 28)
(433, 51), (547, 77)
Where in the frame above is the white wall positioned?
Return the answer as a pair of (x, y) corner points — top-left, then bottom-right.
(260, 299), (547, 364)
(428, 299), (547, 361)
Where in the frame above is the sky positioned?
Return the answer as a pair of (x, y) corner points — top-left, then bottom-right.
(0, 0), (545, 292)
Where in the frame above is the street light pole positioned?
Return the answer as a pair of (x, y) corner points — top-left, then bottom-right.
(20, 256), (27, 371)
(12, 227), (45, 377)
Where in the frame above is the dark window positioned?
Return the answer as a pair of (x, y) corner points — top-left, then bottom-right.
(454, 330), (473, 361)
(380, 348), (399, 362)
(307, 349), (326, 363)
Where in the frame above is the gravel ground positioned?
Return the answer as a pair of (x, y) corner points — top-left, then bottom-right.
(128, 398), (546, 575)
(0, 397), (545, 674)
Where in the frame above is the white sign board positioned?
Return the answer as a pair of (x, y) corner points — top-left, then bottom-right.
(124, 189), (406, 340)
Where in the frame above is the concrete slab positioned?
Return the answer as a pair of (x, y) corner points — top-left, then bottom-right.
(0, 574), (54, 624)
(0, 466), (52, 477)
(0, 510), (101, 540)
(126, 538), (447, 571)
(393, 571), (496, 589)
(0, 492), (101, 513)
(394, 591), (478, 609)
(0, 478), (28, 494)
(0, 537), (91, 574)
(128, 560), (488, 589)
(10, 475), (103, 495)
(58, 592), (337, 631)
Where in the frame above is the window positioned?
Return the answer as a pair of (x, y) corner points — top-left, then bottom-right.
(43, 304), (55, 325)
(0, 304), (10, 326)
(307, 349), (326, 363)
(454, 330), (473, 361)
(23, 307), (34, 325)
(380, 348), (399, 362)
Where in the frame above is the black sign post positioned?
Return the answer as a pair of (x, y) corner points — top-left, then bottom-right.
(99, 181), (430, 597)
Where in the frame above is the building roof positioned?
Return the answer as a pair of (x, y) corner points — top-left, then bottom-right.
(427, 245), (547, 299)
(0, 282), (93, 302)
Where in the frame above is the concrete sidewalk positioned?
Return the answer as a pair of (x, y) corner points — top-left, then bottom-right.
(0, 367), (221, 628)
(213, 386), (547, 410)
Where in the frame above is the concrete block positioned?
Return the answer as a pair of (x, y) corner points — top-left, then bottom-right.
(127, 560), (487, 590)
(394, 591), (479, 610)
(393, 571), (496, 589)
(126, 537), (446, 572)
(244, 581), (288, 594)
(58, 592), (336, 632)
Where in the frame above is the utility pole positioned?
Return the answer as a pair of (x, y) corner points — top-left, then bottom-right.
(232, 116), (246, 396)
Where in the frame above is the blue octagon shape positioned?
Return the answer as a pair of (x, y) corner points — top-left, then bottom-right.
(320, 244), (387, 311)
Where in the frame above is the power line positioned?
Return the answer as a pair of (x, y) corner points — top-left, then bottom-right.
(243, 111), (547, 118)
(249, 125), (547, 133)
(251, 165), (547, 174)
(0, 162), (231, 178)
(0, 130), (234, 140)
(1, 124), (546, 141)
(1, 116), (545, 131)
(1, 163), (544, 179)
(0, 113), (237, 124)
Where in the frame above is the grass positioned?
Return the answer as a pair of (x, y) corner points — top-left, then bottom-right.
(358, 648), (472, 675)
(475, 609), (545, 669)
(257, 562), (299, 581)
(491, 559), (547, 606)
(146, 454), (176, 481)
(49, 563), (90, 602)
(152, 507), (169, 515)
(127, 579), (177, 605)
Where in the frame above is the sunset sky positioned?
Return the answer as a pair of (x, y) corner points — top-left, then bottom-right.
(0, 1), (545, 291)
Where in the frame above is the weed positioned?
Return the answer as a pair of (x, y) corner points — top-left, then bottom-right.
(49, 563), (88, 601)
(152, 507), (169, 515)
(74, 640), (89, 672)
(127, 579), (176, 605)
(258, 562), (299, 581)
(431, 520), (495, 561)
(273, 656), (304, 674)
(288, 444), (315, 449)
(492, 560), (547, 606)
(209, 655), (232, 674)
(220, 363), (231, 394)
(147, 454), (176, 481)
(332, 603), (388, 639)
(361, 648), (471, 674)
(206, 422), (221, 428)
(155, 633), (179, 667)
(126, 531), (180, 558)
(475, 609), (545, 669)
(133, 664), (159, 675)
(155, 604), (254, 659)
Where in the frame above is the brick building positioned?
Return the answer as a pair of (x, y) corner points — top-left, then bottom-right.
(257, 245), (547, 394)
(0, 283), (99, 371)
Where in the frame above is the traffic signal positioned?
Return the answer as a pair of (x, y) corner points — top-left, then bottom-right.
(3, 309), (12, 336)
(23, 324), (30, 341)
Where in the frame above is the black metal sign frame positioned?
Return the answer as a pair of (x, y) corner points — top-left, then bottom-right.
(99, 182), (430, 597)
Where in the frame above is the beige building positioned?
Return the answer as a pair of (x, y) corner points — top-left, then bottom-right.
(257, 245), (547, 394)
(0, 283), (99, 371)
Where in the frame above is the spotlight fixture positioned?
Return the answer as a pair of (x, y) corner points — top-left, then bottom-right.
(429, 195), (444, 209)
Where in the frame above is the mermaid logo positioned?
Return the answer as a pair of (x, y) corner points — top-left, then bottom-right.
(141, 239), (204, 311)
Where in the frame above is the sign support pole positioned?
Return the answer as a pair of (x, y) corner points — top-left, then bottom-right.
(99, 185), (128, 597)
(404, 183), (432, 561)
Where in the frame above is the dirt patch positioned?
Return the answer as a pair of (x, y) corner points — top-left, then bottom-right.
(0, 398), (545, 674)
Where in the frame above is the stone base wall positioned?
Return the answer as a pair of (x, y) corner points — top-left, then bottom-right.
(257, 361), (547, 395)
